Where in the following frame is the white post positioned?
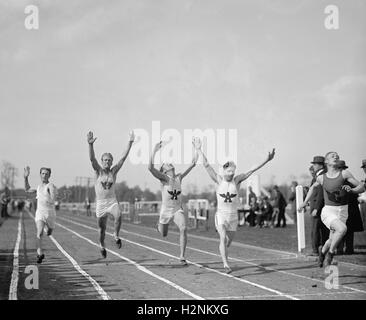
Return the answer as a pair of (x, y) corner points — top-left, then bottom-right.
(296, 185), (306, 253)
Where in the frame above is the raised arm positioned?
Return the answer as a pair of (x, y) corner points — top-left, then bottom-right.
(342, 170), (365, 194)
(195, 141), (220, 184)
(24, 166), (36, 195)
(180, 138), (200, 180)
(148, 141), (169, 183)
(87, 131), (101, 172)
(235, 148), (276, 185)
(298, 176), (322, 212)
(112, 131), (135, 174)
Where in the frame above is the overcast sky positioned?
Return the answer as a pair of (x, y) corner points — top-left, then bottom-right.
(0, 0), (365, 192)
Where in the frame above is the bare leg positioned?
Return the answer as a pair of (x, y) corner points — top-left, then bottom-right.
(329, 220), (347, 253)
(179, 227), (187, 259)
(322, 231), (333, 254)
(217, 225), (230, 269)
(113, 214), (122, 240)
(97, 216), (107, 249)
(158, 223), (169, 237)
(36, 220), (45, 256)
(225, 231), (235, 261)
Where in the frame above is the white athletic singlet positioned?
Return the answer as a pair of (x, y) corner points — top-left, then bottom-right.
(35, 183), (57, 228)
(216, 180), (239, 214)
(95, 170), (116, 201)
(160, 175), (183, 215)
(94, 170), (120, 218)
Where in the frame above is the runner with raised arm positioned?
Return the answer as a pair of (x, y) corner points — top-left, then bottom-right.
(196, 144), (275, 273)
(148, 138), (200, 265)
(87, 130), (135, 258)
(24, 166), (58, 264)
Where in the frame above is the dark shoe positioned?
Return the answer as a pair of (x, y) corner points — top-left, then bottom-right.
(179, 259), (188, 266)
(116, 238), (122, 249)
(324, 251), (334, 267)
(224, 266), (232, 274)
(100, 248), (107, 259)
(318, 250), (325, 268)
(36, 254), (45, 264)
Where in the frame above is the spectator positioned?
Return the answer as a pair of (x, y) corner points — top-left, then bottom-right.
(247, 196), (257, 227)
(359, 159), (366, 229)
(336, 160), (364, 255)
(308, 156), (329, 257)
(262, 196), (274, 227)
(273, 186), (287, 228)
(288, 181), (298, 224)
(0, 187), (11, 219)
(248, 186), (257, 206)
(255, 197), (266, 228)
(85, 198), (91, 216)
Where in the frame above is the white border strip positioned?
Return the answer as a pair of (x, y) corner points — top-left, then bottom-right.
(8, 211), (23, 300)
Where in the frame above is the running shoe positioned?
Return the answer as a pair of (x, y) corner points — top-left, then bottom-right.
(318, 249), (325, 268)
(324, 251), (334, 267)
(100, 248), (107, 259)
(179, 259), (188, 266)
(116, 238), (122, 249)
(224, 266), (232, 274)
(36, 254), (45, 264)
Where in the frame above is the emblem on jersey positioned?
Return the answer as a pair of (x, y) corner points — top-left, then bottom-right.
(101, 181), (113, 190)
(168, 190), (181, 200)
(326, 188), (348, 203)
(219, 192), (237, 203)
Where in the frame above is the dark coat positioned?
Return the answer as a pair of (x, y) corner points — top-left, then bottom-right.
(309, 173), (325, 218)
(345, 181), (364, 232)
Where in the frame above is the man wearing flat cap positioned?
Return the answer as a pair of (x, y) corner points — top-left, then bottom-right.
(308, 156), (329, 258)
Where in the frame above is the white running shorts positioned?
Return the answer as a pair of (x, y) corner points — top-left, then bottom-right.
(321, 205), (348, 230)
(96, 198), (121, 219)
(159, 208), (186, 229)
(215, 212), (238, 232)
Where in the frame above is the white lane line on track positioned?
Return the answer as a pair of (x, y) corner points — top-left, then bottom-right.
(60, 214), (366, 296)
(8, 211), (23, 300)
(26, 211), (111, 300)
(48, 236), (111, 300)
(55, 221), (204, 300)
(206, 291), (364, 299)
(58, 216), (298, 300)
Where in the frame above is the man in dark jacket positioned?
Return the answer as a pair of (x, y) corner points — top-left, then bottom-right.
(273, 186), (287, 228)
(336, 160), (364, 255)
(308, 156), (329, 256)
(0, 187), (11, 219)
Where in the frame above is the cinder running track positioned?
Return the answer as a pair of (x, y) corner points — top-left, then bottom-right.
(1, 209), (365, 300)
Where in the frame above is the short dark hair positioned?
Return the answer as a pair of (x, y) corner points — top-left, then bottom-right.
(40, 167), (51, 175)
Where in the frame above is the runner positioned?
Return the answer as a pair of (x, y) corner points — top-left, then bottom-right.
(87, 130), (135, 258)
(196, 144), (275, 273)
(298, 152), (365, 267)
(24, 166), (58, 264)
(148, 139), (200, 265)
